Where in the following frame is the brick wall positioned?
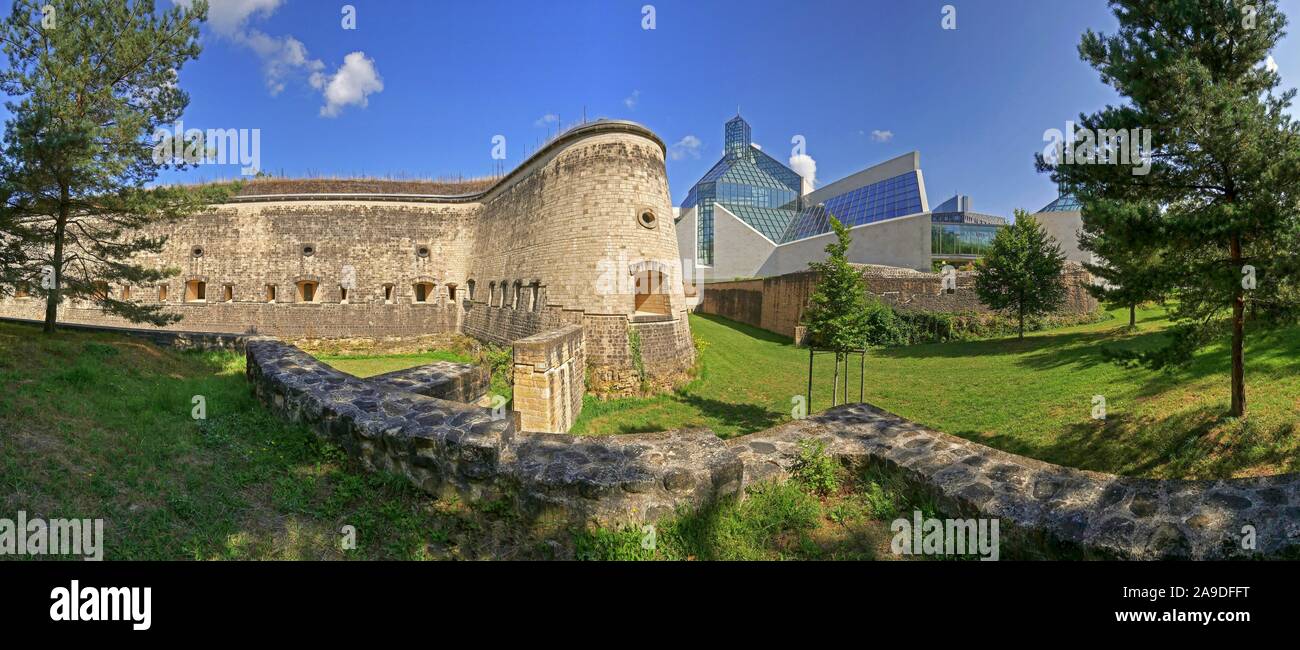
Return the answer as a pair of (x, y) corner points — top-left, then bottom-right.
(511, 324), (585, 433)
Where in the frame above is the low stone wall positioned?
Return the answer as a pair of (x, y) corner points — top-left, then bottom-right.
(700, 263), (1098, 339)
(245, 338), (1299, 557)
(730, 405), (1300, 560)
(511, 325), (585, 433)
(367, 362), (490, 404)
(246, 338), (736, 526)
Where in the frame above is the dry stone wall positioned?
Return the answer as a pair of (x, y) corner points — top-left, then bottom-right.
(367, 362), (490, 404)
(733, 405), (1300, 560)
(246, 337), (1300, 558)
(246, 338), (739, 525)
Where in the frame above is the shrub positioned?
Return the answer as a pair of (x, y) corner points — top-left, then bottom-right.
(790, 438), (841, 496)
(473, 342), (514, 388)
(627, 329), (646, 388)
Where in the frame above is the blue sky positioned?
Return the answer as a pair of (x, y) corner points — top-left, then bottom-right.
(9, 0), (1300, 217)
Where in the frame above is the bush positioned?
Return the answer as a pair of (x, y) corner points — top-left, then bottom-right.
(790, 438), (841, 496)
(627, 329), (647, 389)
(886, 308), (1108, 346)
(473, 342), (514, 388)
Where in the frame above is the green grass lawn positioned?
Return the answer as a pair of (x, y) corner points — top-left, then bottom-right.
(0, 321), (903, 560)
(6, 305), (1296, 559)
(572, 310), (1300, 480)
(0, 322), (535, 560)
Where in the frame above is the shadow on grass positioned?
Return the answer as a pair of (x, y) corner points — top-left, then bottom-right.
(692, 313), (793, 345)
(954, 404), (1300, 479)
(674, 392), (784, 438)
(587, 392), (785, 437)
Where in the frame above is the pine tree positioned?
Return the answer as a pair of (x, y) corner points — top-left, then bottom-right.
(0, 0), (224, 333)
(1041, 0), (1300, 417)
(974, 211), (1067, 340)
(1077, 199), (1167, 328)
(0, 179), (30, 295)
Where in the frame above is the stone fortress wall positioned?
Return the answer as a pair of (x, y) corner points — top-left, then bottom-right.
(0, 120), (696, 398)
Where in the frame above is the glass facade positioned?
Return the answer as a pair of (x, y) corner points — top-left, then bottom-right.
(1039, 193), (1080, 212)
(682, 116), (802, 264)
(931, 223), (999, 257)
(680, 116), (1008, 266)
(724, 116), (752, 159)
(781, 172), (924, 242)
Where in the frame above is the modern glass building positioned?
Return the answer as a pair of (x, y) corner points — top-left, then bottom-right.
(1038, 193), (1081, 213)
(929, 196), (1008, 261)
(680, 115), (802, 264)
(675, 116), (1009, 280)
(782, 172), (925, 241)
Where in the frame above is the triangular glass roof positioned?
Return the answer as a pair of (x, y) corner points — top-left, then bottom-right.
(1039, 194), (1081, 212)
(715, 203), (800, 242)
(693, 145), (802, 191)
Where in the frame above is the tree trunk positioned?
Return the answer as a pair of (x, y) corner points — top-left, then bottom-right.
(831, 353), (840, 406)
(1230, 235), (1246, 418)
(43, 203), (68, 334)
(1018, 309), (1025, 340)
(1129, 304), (1136, 328)
(842, 353), (848, 404)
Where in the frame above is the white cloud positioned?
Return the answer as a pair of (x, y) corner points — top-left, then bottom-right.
(313, 52), (384, 118)
(870, 129), (894, 143)
(175, 0), (282, 36)
(174, 0), (380, 115)
(624, 90), (641, 109)
(788, 153), (816, 193)
(1266, 55), (1279, 73)
(534, 113), (560, 127)
(242, 30), (324, 96)
(669, 135), (702, 160)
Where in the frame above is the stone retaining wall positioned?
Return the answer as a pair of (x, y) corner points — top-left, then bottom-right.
(701, 263), (1098, 339)
(245, 338), (1299, 558)
(246, 338), (737, 526)
(367, 362), (490, 404)
(730, 405), (1300, 560)
(511, 325), (585, 433)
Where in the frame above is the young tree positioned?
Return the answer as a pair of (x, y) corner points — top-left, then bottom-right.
(1077, 198), (1167, 328)
(0, 0), (221, 333)
(804, 216), (872, 349)
(1041, 0), (1300, 417)
(803, 216), (874, 403)
(975, 211), (1067, 340)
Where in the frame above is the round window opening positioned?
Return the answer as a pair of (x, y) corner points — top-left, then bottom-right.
(191, 246), (204, 258)
(417, 246), (431, 258)
(637, 210), (658, 229)
(301, 244), (315, 257)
